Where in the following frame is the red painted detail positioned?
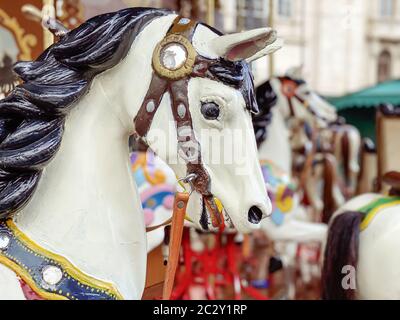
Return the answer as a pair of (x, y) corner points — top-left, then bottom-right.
(171, 228), (269, 300)
(19, 279), (45, 300)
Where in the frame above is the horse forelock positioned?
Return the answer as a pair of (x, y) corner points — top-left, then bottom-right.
(0, 8), (172, 220)
(196, 23), (258, 113)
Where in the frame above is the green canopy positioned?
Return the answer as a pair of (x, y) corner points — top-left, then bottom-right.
(327, 79), (400, 110)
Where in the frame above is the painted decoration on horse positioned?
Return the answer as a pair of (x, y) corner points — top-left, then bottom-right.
(131, 151), (175, 227)
(260, 160), (295, 226)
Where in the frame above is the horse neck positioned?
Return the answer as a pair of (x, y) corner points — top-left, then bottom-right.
(258, 106), (292, 175)
(13, 79), (146, 299)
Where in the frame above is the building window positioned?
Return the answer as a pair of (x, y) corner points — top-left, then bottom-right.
(377, 50), (392, 82)
(278, 0), (292, 17)
(237, 0), (269, 30)
(380, 0), (394, 17)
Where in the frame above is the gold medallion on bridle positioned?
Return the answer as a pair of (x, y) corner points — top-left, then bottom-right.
(152, 34), (196, 80)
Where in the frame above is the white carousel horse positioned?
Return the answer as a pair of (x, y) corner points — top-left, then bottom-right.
(254, 78), (333, 243)
(269, 69), (361, 221)
(0, 8), (281, 300)
(322, 172), (400, 299)
(253, 77), (335, 298)
(280, 67), (361, 201)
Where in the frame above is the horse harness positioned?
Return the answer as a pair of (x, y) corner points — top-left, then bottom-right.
(134, 16), (237, 299)
(134, 16), (226, 231)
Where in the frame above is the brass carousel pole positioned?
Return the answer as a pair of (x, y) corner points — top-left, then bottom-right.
(268, 0), (274, 76)
(207, 0), (215, 27)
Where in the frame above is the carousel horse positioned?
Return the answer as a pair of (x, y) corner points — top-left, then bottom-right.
(265, 68), (360, 221)
(281, 67), (361, 206)
(0, 8), (281, 300)
(252, 74), (336, 298)
(327, 118), (361, 197)
(322, 171), (400, 299)
(254, 74), (336, 239)
(291, 120), (346, 223)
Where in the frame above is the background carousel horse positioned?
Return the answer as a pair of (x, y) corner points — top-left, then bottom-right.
(322, 105), (400, 299)
(251, 74), (336, 299)
(327, 117), (361, 198)
(268, 67), (361, 222)
(291, 120), (346, 223)
(277, 67), (361, 220)
(0, 7), (281, 300)
(322, 172), (400, 299)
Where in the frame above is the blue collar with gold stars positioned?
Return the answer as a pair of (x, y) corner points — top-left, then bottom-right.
(0, 220), (123, 300)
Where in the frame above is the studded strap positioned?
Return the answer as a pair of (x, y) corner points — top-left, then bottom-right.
(133, 17), (224, 230)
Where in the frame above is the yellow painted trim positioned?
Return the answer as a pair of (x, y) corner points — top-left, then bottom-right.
(4, 220), (123, 300)
(360, 200), (400, 231)
(0, 255), (68, 300)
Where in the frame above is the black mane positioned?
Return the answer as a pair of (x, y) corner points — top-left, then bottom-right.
(253, 80), (278, 147)
(0, 8), (171, 219)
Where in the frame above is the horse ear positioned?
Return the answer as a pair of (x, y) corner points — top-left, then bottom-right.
(210, 28), (283, 62)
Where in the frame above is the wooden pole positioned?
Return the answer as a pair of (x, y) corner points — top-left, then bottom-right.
(268, 0), (274, 76)
(207, 0), (215, 27)
(162, 192), (189, 300)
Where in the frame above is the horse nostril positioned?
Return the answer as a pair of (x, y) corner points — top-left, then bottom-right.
(248, 206), (263, 224)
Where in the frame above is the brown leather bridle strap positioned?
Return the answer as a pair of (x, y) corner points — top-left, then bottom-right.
(133, 16), (224, 230)
(134, 74), (168, 137)
(145, 217), (172, 233)
(134, 16), (226, 300)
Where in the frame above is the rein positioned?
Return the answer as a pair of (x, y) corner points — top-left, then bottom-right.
(135, 16), (227, 299)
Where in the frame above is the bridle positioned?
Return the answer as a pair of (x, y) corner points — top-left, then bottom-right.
(134, 16), (227, 231)
(134, 16), (234, 300)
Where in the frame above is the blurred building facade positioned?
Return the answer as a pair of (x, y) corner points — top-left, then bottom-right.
(75, 0), (400, 96)
(218, 0), (400, 96)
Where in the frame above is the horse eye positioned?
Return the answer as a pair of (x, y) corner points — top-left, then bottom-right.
(201, 102), (220, 120)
